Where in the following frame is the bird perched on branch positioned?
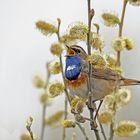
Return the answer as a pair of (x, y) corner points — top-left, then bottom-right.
(64, 45), (140, 101)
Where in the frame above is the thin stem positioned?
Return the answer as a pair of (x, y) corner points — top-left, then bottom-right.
(95, 104), (107, 140)
(76, 122), (89, 140)
(40, 64), (50, 140)
(117, 0), (128, 66)
(109, 120), (115, 140)
(117, 51), (121, 66)
(62, 96), (68, 140)
(40, 105), (46, 140)
(98, 122), (107, 140)
(87, 0), (94, 128)
(57, 18), (61, 41)
(27, 128), (35, 140)
(118, 0), (128, 37)
(86, 0), (100, 139)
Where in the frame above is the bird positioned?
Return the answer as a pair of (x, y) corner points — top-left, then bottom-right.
(64, 45), (140, 102)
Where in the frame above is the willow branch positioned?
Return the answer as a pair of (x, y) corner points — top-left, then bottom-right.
(26, 124), (35, 140)
(99, 122), (107, 140)
(76, 122), (89, 140)
(28, 129), (34, 140)
(87, 0), (94, 122)
(62, 96), (68, 140)
(119, 0), (128, 37)
(40, 105), (46, 140)
(86, 0), (101, 139)
(109, 120), (115, 140)
(117, 0), (128, 66)
(40, 64), (50, 140)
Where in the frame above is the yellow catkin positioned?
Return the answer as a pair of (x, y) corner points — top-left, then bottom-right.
(128, 0), (140, 6)
(39, 93), (50, 105)
(102, 12), (120, 27)
(48, 61), (61, 74)
(112, 37), (126, 52)
(20, 133), (32, 140)
(32, 74), (45, 89)
(87, 52), (106, 68)
(45, 111), (64, 126)
(115, 88), (131, 110)
(75, 100), (85, 114)
(91, 33), (104, 50)
(114, 121), (140, 137)
(62, 120), (76, 128)
(50, 43), (63, 56)
(36, 20), (57, 36)
(123, 37), (134, 50)
(49, 82), (64, 97)
(98, 111), (113, 124)
(68, 22), (88, 41)
(70, 97), (80, 112)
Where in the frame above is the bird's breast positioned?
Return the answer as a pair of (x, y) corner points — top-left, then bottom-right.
(65, 73), (88, 88)
(65, 73), (88, 99)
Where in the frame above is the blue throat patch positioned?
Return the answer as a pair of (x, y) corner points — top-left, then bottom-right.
(65, 56), (81, 80)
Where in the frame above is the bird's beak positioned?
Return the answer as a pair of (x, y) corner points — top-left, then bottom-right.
(65, 45), (70, 50)
(65, 45), (75, 56)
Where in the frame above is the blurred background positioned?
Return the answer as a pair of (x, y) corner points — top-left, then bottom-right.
(0, 0), (140, 139)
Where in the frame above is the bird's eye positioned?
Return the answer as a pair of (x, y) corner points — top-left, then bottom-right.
(76, 50), (81, 54)
(73, 48), (80, 54)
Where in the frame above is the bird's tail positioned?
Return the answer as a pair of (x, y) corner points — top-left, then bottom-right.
(121, 78), (140, 86)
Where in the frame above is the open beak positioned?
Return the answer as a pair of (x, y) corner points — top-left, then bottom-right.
(65, 45), (75, 56)
(65, 45), (70, 50)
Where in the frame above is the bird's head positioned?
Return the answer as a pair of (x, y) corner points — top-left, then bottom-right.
(66, 45), (87, 59)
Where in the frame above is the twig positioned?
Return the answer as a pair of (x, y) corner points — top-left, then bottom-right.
(26, 117), (35, 140)
(86, 0), (94, 129)
(40, 105), (46, 140)
(62, 96), (68, 140)
(118, 0), (128, 37)
(28, 129), (34, 140)
(109, 120), (115, 140)
(98, 122), (107, 140)
(86, 0), (101, 139)
(117, 0), (128, 66)
(27, 127), (34, 140)
(96, 107), (107, 140)
(40, 64), (50, 140)
(76, 122), (89, 140)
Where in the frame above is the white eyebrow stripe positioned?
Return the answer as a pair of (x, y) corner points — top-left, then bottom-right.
(67, 65), (76, 71)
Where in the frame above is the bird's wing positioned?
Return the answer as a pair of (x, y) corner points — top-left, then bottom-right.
(92, 67), (121, 81)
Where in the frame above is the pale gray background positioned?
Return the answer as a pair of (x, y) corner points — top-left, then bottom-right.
(0, 0), (140, 139)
